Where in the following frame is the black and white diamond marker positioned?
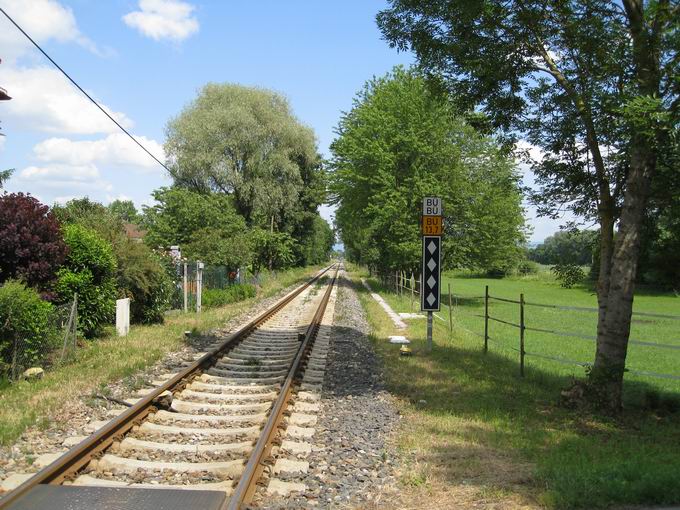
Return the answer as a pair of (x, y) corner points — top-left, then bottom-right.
(421, 235), (441, 311)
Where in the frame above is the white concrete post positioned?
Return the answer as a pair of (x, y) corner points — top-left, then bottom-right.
(183, 261), (188, 313)
(196, 261), (204, 313)
(116, 298), (130, 336)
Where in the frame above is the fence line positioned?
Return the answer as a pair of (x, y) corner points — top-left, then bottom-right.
(525, 299), (680, 321)
(379, 272), (680, 384)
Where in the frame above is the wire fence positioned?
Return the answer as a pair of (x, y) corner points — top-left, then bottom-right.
(4, 294), (78, 380)
(383, 271), (680, 385)
(170, 261), (258, 312)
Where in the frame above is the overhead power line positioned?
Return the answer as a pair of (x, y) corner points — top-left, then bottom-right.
(0, 6), (171, 173)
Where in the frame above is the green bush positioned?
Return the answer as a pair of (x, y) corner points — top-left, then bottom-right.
(53, 198), (174, 325)
(56, 224), (117, 337)
(516, 259), (540, 275)
(202, 284), (256, 308)
(552, 263), (586, 289)
(0, 280), (56, 370)
(116, 241), (173, 324)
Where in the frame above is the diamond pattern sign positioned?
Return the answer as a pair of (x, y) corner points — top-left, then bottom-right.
(421, 235), (441, 311)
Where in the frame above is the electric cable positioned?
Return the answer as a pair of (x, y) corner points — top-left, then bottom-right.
(0, 6), (171, 173)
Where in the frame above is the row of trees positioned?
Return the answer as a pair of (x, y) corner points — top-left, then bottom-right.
(377, 0), (679, 409)
(529, 230), (598, 267)
(330, 68), (526, 276)
(530, 226), (680, 290)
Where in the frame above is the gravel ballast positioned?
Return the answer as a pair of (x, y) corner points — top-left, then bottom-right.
(256, 273), (402, 509)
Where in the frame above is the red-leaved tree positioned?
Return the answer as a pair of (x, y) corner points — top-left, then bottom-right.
(0, 193), (68, 289)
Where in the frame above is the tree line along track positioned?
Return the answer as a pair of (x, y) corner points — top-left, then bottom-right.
(0, 264), (340, 510)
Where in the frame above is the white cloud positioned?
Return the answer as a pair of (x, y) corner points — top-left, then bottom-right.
(2, 66), (133, 134)
(0, 136), (5, 152)
(33, 133), (164, 171)
(105, 193), (132, 205)
(15, 162), (113, 196)
(0, 0), (103, 62)
(20, 163), (100, 181)
(123, 0), (199, 42)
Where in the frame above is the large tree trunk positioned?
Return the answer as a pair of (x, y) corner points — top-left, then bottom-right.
(589, 0), (661, 410)
(591, 140), (655, 410)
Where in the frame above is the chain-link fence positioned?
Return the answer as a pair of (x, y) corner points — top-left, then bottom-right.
(5, 294), (78, 380)
(170, 261), (249, 312)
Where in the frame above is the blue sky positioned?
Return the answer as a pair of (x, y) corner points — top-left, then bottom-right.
(0, 0), (564, 243)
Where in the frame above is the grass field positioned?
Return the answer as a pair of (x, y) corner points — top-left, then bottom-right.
(0, 265), (322, 445)
(349, 266), (680, 509)
(389, 268), (680, 399)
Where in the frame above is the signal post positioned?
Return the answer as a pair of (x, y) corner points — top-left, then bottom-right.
(421, 197), (442, 351)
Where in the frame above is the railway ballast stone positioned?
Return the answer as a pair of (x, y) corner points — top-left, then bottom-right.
(257, 272), (401, 508)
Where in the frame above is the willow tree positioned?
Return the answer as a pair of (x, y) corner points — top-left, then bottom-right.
(378, 0), (679, 409)
(329, 67), (526, 275)
(164, 83), (319, 230)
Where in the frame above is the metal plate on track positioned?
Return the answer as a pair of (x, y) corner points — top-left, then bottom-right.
(4, 485), (226, 510)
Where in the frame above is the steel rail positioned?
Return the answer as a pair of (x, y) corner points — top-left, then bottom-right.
(0, 265), (335, 510)
(224, 265), (339, 509)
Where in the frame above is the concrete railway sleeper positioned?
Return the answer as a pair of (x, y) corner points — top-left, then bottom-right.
(0, 264), (340, 510)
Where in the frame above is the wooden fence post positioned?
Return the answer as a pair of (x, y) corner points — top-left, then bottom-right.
(410, 273), (414, 312)
(448, 282), (453, 336)
(520, 293), (525, 377)
(484, 285), (489, 353)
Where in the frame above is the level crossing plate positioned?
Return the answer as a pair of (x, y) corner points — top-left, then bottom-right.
(421, 235), (441, 311)
(3, 485), (226, 510)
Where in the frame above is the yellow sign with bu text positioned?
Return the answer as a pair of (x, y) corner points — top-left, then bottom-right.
(422, 215), (443, 235)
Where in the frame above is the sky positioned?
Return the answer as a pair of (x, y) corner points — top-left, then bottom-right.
(0, 0), (567, 243)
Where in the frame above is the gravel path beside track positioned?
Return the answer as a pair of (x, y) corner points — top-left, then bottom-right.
(255, 272), (402, 509)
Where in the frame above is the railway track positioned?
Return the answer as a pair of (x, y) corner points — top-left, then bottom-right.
(0, 264), (340, 510)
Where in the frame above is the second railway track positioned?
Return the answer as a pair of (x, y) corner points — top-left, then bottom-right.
(0, 264), (340, 510)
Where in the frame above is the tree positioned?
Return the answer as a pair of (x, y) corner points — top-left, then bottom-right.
(378, 0), (678, 409)
(329, 67), (526, 275)
(0, 169), (12, 189)
(108, 199), (140, 223)
(297, 216), (334, 265)
(142, 187), (250, 267)
(0, 193), (67, 289)
(165, 83), (319, 230)
(250, 228), (297, 272)
(53, 198), (124, 242)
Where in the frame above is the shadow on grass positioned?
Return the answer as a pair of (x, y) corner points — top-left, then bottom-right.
(350, 276), (680, 509)
(396, 341), (680, 508)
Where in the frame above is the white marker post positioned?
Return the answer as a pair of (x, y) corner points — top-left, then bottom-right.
(116, 298), (130, 336)
(421, 197), (443, 351)
(196, 261), (204, 313)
